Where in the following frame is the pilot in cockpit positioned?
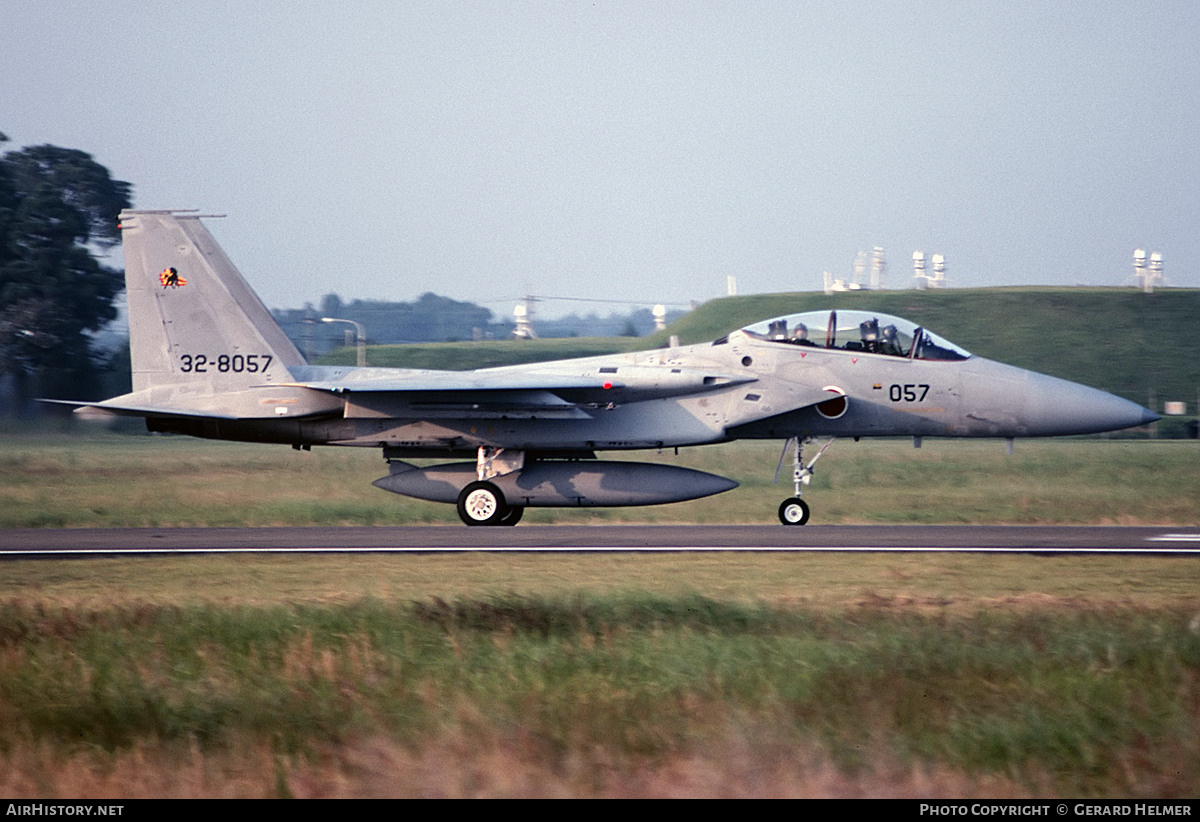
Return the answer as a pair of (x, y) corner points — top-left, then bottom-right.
(859, 318), (881, 352)
(879, 323), (901, 356)
(791, 323), (815, 345)
(859, 318), (903, 356)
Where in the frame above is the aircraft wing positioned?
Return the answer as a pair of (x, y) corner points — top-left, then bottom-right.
(284, 373), (615, 394)
(284, 365), (757, 407)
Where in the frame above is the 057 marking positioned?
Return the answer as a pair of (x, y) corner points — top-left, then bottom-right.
(888, 383), (930, 402)
(179, 354), (273, 374)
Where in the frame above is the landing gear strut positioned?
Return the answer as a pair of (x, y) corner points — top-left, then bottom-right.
(776, 437), (835, 525)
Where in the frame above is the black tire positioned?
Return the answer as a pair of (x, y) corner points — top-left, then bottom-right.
(457, 481), (508, 526)
(498, 506), (524, 526)
(778, 497), (810, 526)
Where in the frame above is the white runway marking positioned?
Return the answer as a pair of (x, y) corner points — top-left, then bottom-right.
(5, 545), (1200, 556)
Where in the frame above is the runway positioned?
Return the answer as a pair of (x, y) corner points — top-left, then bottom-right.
(1, 525), (1199, 556)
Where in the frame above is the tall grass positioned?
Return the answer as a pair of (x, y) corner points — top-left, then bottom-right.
(0, 594), (1197, 797)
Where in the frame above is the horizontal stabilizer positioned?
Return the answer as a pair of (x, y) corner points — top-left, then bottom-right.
(40, 399), (239, 420)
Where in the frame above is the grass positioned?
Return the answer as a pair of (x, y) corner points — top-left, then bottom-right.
(0, 428), (1195, 527)
(0, 588), (1197, 798)
(6, 551), (1200, 609)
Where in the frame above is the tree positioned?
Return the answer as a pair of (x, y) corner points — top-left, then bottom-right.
(0, 142), (132, 411)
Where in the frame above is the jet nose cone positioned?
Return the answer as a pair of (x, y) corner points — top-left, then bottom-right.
(1026, 373), (1159, 435)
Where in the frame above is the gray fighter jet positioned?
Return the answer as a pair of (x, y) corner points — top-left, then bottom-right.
(59, 210), (1159, 525)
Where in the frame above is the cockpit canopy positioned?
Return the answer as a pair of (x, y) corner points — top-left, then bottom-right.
(733, 310), (971, 361)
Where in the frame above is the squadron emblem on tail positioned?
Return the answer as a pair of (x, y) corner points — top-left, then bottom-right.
(159, 267), (186, 288)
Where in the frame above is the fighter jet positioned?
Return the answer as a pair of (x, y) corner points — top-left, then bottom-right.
(57, 210), (1159, 526)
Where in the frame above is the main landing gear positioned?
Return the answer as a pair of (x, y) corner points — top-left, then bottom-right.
(456, 481), (524, 525)
(776, 437), (835, 525)
(456, 447), (525, 526)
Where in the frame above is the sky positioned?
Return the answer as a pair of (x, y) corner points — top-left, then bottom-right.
(3, 1), (1197, 320)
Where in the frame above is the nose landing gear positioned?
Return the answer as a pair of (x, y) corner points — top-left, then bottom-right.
(775, 437), (835, 525)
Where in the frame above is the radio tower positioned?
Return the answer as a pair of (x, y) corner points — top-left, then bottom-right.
(913, 251), (927, 288)
(871, 247), (887, 289)
(931, 253), (947, 287)
(1133, 250), (1165, 293)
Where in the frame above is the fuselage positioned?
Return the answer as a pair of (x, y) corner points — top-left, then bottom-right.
(147, 316), (1157, 454)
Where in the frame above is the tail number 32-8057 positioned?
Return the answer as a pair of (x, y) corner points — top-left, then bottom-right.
(179, 354), (273, 374)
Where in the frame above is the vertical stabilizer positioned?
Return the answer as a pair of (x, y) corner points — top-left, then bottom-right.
(119, 210), (305, 392)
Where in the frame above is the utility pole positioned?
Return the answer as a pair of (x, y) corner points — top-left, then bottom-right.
(321, 317), (367, 366)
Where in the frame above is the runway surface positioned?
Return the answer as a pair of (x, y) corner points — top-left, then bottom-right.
(1, 525), (1199, 556)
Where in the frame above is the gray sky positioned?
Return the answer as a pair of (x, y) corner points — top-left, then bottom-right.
(3, 1), (1197, 319)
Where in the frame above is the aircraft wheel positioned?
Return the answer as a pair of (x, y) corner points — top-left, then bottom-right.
(457, 481), (508, 526)
(499, 506), (524, 526)
(778, 497), (810, 526)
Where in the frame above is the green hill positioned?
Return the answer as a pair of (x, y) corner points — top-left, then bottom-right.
(330, 337), (642, 372)
(323, 287), (1200, 418)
